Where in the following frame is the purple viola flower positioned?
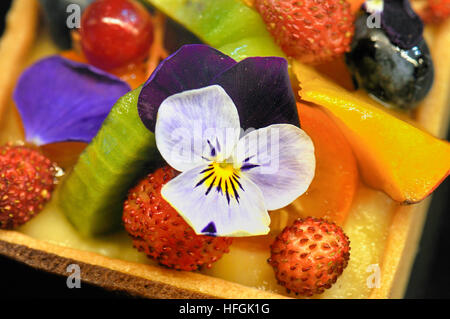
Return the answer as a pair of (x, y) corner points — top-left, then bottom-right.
(13, 55), (131, 146)
(138, 45), (315, 237)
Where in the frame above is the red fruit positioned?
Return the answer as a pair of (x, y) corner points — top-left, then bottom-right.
(0, 145), (56, 229)
(421, 0), (450, 23)
(123, 166), (233, 271)
(268, 217), (350, 296)
(80, 0), (154, 70)
(254, 0), (354, 64)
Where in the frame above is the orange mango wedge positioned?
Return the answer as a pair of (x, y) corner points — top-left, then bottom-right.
(296, 102), (359, 225)
(40, 142), (87, 170)
(293, 61), (450, 204)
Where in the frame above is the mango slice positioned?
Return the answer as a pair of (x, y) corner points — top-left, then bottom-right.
(293, 62), (450, 203)
(296, 103), (359, 225)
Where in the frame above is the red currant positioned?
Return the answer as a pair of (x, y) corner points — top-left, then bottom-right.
(80, 0), (154, 70)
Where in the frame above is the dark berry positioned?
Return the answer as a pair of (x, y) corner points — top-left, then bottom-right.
(345, 13), (434, 110)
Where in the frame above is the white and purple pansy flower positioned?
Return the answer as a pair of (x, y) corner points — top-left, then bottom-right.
(13, 45), (316, 238)
(137, 45), (316, 237)
(13, 55), (130, 146)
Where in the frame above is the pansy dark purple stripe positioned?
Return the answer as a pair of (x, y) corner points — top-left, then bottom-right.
(13, 55), (131, 145)
(137, 44), (299, 132)
(201, 221), (217, 235)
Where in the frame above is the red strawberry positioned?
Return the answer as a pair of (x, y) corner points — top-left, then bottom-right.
(0, 145), (56, 229)
(254, 0), (355, 64)
(420, 0), (450, 23)
(123, 166), (233, 271)
(268, 217), (350, 296)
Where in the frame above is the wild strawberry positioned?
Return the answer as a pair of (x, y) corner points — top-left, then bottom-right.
(123, 166), (233, 271)
(420, 0), (450, 23)
(268, 217), (350, 296)
(0, 145), (56, 229)
(254, 0), (355, 64)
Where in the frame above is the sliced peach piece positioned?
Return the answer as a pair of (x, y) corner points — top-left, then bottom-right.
(60, 50), (87, 64)
(296, 102), (359, 225)
(293, 61), (450, 203)
(40, 142), (87, 170)
(314, 57), (355, 91)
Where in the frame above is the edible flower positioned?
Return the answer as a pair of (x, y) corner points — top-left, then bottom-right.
(364, 0), (424, 49)
(13, 56), (130, 146)
(138, 45), (315, 237)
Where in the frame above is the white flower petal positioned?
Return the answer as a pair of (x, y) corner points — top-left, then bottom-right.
(155, 85), (241, 172)
(161, 164), (270, 237)
(233, 124), (315, 210)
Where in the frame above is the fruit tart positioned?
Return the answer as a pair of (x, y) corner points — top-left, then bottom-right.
(0, 0), (449, 299)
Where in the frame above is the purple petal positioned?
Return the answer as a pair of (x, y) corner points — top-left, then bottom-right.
(13, 55), (131, 145)
(213, 57), (299, 130)
(374, 0), (424, 50)
(138, 44), (237, 131)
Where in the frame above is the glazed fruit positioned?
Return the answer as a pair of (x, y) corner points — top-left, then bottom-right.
(0, 145), (56, 229)
(40, 142), (86, 170)
(59, 88), (159, 235)
(268, 217), (350, 296)
(80, 0), (154, 70)
(296, 103), (358, 226)
(123, 166), (233, 271)
(346, 11), (434, 109)
(293, 61), (450, 204)
(254, 0), (354, 64)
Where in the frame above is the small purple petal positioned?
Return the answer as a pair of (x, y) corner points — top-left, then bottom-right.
(13, 55), (131, 145)
(138, 45), (237, 131)
(377, 0), (424, 50)
(213, 57), (299, 130)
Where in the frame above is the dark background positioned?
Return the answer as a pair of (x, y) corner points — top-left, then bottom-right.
(0, 0), (449, 299)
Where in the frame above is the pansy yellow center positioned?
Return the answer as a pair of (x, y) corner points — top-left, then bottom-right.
(196, 162), (243, 204)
